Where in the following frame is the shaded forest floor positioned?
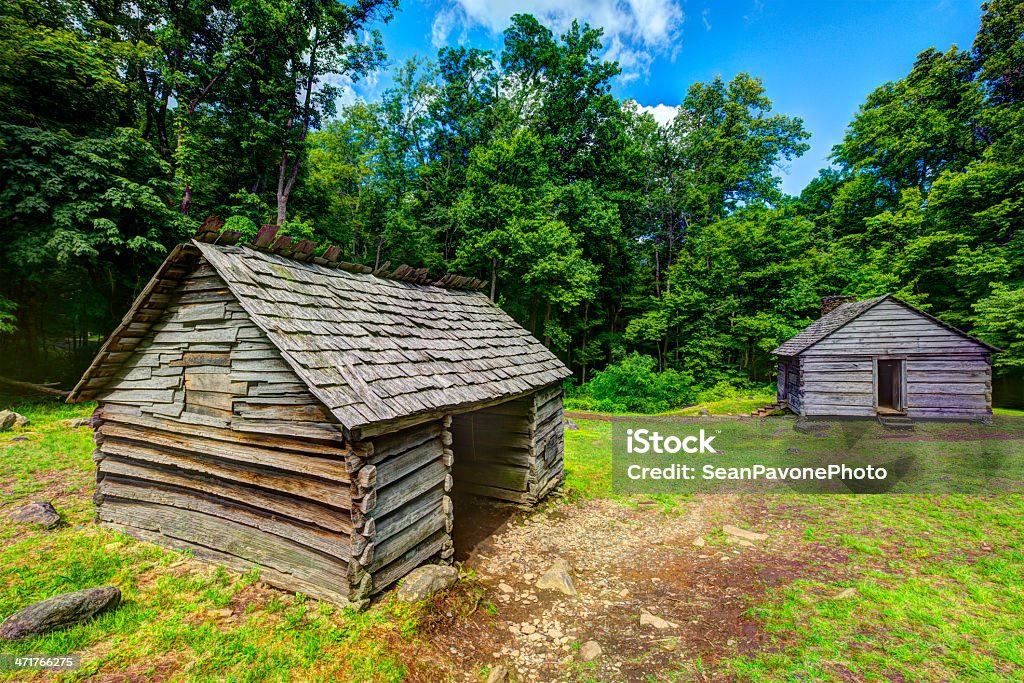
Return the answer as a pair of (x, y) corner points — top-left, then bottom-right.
(0, 403), (1022, 682)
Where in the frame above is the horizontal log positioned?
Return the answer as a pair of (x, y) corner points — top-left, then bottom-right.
(374, 440), (444, 488)
(372, 487), (443, 543)
(99, 458), (352, 534)
(235, 403), (334, 422)
(367, 423), (442, 465)
(456, 462), (530, 491)
(458, 482), (532, 504)
(370, 530), (447, 593)
(99, 440), (352, 509)
(98, 477), (350, 559)
(907, 382), (988, 395)
(98, 500), (349, 599)
(374, 459), (448, 519)
(99, 421), (350, 482)
(230, 417), (345, 443)
(906, 394), (990, 409)
(369, 506), (446, 572)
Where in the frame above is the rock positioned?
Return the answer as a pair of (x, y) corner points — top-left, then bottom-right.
(0, 411), (16, 432)
(786, 447), (803, 454)
(520, 623), (536, 635)
(13, 413), (29, 428)
(833, 587), (857, 600)
(698, 408), (710, 416)
(692, 537), (705, 547)
(794, 419), (830, 435)
(639, 610), (676, 629)
(395, 564), (458, 602)
(486, 665), (509, 683)
(536, 558), (577, 597)
(497, 582), (514, 594)
(722, 525), (768, 542)
(10, 501), (61, 529)
(0, 586), (120, 640)
(564, 417), (580, 431)
(579, 640), (602, 662)
(772, 428), (790, 437)
(66, 418), (91, 429)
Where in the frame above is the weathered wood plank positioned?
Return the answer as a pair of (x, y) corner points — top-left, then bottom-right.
(97, 500), (350, 598)
(97, 477), (350, 559)
(98, 440), (352, 509)
(98, 458), (352, 534)
(374, 459), (448, 519)
(369, 506), (446, 572)
(99, 421), (351, 482)
(99, 412), (349, 457)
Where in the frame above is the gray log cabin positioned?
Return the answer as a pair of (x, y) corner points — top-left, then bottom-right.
(68, 229), (569, 606)
(772, 295), (1000, 419)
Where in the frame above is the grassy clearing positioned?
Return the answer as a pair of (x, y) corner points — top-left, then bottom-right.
(1, 402), (1023, 682)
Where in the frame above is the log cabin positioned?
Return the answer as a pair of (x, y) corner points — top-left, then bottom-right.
(68, 224), (570, 607)
(772, 295), (1000, 419)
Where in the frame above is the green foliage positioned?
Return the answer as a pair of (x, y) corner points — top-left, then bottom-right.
(0, 296), (16, 334)
(2, 0), (1023, 398)
(973, 284), (1024, 369)
(571, 353), (694, 413)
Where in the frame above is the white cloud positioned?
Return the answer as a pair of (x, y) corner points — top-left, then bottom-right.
(430, 0), (685, 79)
(701, 8), (711, 31)
(634, 102), (678, 126)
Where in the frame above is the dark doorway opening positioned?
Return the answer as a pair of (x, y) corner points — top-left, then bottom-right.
(449, 397), (533, 562)
(877, 360), (904, 413)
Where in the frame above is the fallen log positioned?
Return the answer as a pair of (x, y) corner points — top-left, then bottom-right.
(0, 376), (70, 398)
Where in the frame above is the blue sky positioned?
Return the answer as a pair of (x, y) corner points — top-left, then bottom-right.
(351, 0), (984, 195)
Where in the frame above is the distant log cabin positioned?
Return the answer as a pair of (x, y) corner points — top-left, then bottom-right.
(772, 295), (1000, 419)
(68, 224), (569, 607)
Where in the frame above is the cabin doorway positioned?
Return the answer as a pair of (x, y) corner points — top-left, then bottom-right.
(876, 359), (905, 414)
(448, 396), (533, 562)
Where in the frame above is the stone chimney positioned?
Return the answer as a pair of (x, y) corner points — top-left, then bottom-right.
(821, 295), (858, 316)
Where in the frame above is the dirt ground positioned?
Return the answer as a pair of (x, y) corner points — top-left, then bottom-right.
(407, 494), (832, 683)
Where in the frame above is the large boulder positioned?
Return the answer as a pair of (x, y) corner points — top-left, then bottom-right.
(0, 411), (16, 432)
(10, 501), (61, 529)
(396, 564), (458, 603)
(0, 586), (121, 640)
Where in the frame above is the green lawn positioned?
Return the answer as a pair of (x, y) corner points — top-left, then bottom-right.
(1, 402), (1022, 681)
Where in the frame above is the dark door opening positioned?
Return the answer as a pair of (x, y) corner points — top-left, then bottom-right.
(449, 398), (533, 563)
(877, 360), (904, 413)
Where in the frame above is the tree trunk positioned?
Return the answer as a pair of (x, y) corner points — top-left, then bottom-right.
(489, 256), (497, 301)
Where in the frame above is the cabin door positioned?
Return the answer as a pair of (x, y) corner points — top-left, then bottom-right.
(876, 359), (905, 413)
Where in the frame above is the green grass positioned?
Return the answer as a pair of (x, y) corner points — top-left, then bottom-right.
(2, 403), (1023, 682)
(994, 407), (1024, 417)
(670, 391), (775, 416)
(728, 494), (1024, 682)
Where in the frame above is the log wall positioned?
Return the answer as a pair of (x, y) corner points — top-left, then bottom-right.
(93, 261), (358, 604)
(349, 418), (453, 598)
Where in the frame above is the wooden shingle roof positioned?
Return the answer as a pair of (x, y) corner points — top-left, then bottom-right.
(771, 294), (1000, 356)
(196, 242), (569, 431)
(72, 238), (569, 435)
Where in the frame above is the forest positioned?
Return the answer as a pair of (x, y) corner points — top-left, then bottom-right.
(1, 0), (1022, 409)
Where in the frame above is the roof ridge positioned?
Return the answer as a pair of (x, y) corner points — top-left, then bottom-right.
(193, 217), (489, 292)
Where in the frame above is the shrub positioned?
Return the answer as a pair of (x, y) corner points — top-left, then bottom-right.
(575, 353), (695, 414)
